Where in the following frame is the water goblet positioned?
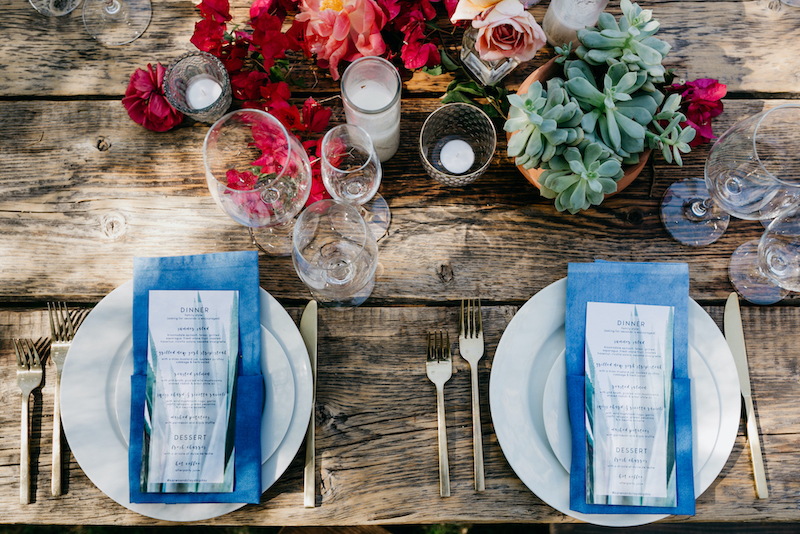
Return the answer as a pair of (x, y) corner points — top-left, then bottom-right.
(321, 124), (390, 241)
(292, 199), (379, 308)
(661, 103), (800, 246)
(82, 0), (151, 46)
(203, 109), (312, 256)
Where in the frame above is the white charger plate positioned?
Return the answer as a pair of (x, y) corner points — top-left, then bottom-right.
(60, 281), (313, 522)
(490, 278), (740, 527)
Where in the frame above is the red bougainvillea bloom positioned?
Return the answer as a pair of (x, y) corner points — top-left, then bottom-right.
(191, 18), (227, 52)
(303, 138), (333, 206)
(272, 105), (306, 133)
(122, 64), (183, 132)
(302, 97), (333, 134)
(198, 0), (232, 22)
(251, 12), (290, 62)
(668, 78), (727, 146)
(295, 0), (388, 80)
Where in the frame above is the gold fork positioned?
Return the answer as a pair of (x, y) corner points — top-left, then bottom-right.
(459, 298), (485, 492)
(48, 302), (75, 497)
(426, 330), (452, 497)
(15, 338), (43, 504)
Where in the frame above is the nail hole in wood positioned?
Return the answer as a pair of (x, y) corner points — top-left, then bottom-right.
(96, 137), (110, 151)
(438, 263), (454, 283)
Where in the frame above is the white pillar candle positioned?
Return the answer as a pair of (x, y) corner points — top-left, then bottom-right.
(341, 57), (402, 163)
(439, 139), (475, 174)
(185, 74), (223, 110)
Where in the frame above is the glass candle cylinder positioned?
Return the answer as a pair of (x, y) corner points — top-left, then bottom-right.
(164, 51), (233, 123)
(340, 57), (402, 162)
(542, 0), (609, 48)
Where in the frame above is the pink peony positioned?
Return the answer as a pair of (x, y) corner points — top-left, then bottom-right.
(122, 63), (183, 132)
(295, 0), (388, 80)
(472, 0), (545, 62)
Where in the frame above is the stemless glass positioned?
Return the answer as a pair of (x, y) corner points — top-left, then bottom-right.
(321, 124), (390, 241)
(292, 199), (379, 308)
(82, 0), (151, 45)
(204, 109), (311, 256)
(661, 104), (800, 246)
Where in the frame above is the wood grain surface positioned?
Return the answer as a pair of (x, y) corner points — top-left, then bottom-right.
(0, 98), (795, 304)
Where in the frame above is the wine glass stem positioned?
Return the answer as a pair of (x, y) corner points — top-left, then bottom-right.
(685, 198), (713, 222)
(104, 0), (121, 15)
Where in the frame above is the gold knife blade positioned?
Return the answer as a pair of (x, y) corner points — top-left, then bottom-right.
(300, 300), (318, 508)
(724, 292), (768, 499)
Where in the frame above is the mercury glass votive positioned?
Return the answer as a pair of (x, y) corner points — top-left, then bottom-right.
(341, 56), (402, 162)
(164, 51), (233, 123)
(419, 103), (496, 187)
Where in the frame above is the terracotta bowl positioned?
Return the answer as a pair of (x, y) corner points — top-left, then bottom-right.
(508, 57), (650, 197)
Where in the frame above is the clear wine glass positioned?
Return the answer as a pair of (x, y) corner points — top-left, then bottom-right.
(321, 124), (390, 241)
(30, 0), (81, 17)
(203, 109), (312, 256)
(82, 0), (151, 46)
(661, 103), (800, 246)
(292, 199), (379, 308)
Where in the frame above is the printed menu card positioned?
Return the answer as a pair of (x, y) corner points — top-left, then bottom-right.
(142, 290), (238, 493)
(565, 261), (695, 515)
(129, 251), (263, 504)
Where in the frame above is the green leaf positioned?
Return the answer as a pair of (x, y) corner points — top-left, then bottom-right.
(442, 90), (473, 104)
(440, 48), (460, 72)
(422, 65), (443, 77)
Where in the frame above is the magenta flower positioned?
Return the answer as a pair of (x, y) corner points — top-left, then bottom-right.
(668, 78), (727, 147)
(121, 64), (183, 132)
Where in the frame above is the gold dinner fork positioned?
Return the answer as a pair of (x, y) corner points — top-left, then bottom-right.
(459, 298), (485, 491)
(426, 330), (452, 497)
(48, 302), (75, 497)
(15, 338), (43, 505)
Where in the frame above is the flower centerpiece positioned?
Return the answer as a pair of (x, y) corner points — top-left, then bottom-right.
(505, 0), (708, 214)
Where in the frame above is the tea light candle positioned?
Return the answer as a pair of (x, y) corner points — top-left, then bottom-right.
(439, 139), (474, 174)
(185, 74), (223, 110)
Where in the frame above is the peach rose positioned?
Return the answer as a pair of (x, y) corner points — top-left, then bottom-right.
(472, 0), (545, 62)
(296, 0), (387, 81)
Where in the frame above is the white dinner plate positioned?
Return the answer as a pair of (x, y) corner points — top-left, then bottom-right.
(60, 281), (313, 522)
(490, 278), (740, 527)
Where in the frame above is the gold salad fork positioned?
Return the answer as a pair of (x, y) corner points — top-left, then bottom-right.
(426, 330), (452, 497)
(48, 302), (75, 497)
(15, 338), (43, 504)
(459, 298), (485, 491)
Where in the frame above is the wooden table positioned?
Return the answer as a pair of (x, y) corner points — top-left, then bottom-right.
(2, 0), (800, 526)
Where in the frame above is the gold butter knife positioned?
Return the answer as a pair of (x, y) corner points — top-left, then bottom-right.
(724, 293), (768, 499)
(300, 300), (318, 508)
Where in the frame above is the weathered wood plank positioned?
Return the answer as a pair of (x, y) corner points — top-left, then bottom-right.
(2, 0), (798, 97)
(0, 98), (792, 304)
(0, 304), (797, 525)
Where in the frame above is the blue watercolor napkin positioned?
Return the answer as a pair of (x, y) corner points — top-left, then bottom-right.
(566, 261), (694, 515)
(129, 251), (263, 504)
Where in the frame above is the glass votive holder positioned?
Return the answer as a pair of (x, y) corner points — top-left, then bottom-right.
(164, 51), (233, 123)
(341, 56), (402, 163)
(419, 103), (496, 187)
(292, 199), (379, 308)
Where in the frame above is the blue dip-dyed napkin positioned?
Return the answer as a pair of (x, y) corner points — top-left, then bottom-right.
(566, 261), (694, 515)
(129, 251), (263, 504)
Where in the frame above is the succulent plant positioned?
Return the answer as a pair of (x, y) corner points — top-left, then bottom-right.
(505, 79), (585, 170)
(574, 0), (672, 89)
(538, 143), (624, 214)
(503, 0), (698, 214)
